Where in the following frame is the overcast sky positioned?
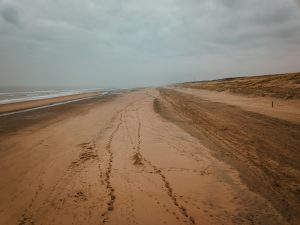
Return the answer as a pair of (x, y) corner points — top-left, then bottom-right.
(0, 0), (300, 88)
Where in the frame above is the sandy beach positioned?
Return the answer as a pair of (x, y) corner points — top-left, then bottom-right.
(1, 0), (300, 223)
(0, 79), (299, 225)
(1, 0), (300, 222)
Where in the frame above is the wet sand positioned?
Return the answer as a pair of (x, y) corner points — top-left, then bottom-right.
(0, 88), (299, 225)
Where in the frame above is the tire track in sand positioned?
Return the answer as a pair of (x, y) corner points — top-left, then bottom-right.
(101, 114), (124, 224)
(18, 101), (138, 225)
(131, 109), (195, 224)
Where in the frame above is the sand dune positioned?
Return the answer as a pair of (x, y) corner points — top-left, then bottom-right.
(179, 72), (300, 99)
(0, 75), (299, 225)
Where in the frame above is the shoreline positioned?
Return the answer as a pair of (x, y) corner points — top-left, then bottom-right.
(0, 91), (103, 115)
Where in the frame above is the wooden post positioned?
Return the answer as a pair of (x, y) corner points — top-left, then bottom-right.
(272, 101), (273, 108)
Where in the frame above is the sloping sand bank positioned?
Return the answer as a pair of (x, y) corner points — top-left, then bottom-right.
(158, 88), (300, 224)
(173, 87), (300, 123)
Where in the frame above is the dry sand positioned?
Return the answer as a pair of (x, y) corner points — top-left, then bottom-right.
(0, 87), (299, 225)
(173, 87), (300, 123)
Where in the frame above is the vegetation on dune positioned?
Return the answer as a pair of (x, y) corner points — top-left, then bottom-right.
(181, 72), (300, 99)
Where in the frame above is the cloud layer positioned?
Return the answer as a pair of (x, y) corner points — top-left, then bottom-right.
(0, 0), (300, 87)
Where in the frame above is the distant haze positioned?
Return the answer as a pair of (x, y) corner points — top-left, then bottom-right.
(0, 0), (300, 88)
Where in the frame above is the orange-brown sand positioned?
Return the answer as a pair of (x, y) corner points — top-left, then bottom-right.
(173, 87), (300, 123)
(0, 86), (299, 224)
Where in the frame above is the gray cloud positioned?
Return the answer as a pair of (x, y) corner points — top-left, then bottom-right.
(0, 0), (300, 88)
(0, 3), (20, 26)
